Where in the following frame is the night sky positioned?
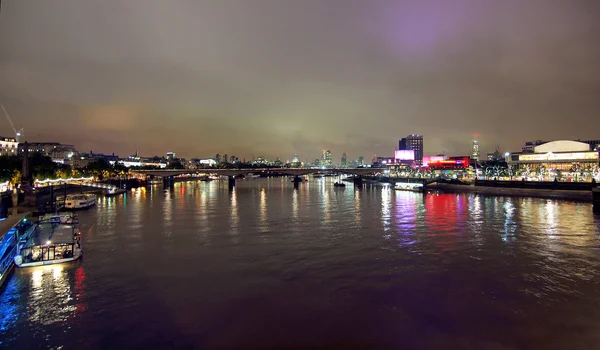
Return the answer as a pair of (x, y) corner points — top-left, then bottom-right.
(1, 0), (599, 160)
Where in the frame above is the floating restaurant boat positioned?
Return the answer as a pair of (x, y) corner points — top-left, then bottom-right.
(14, 215), (82, 268)
(64, 193), (96, 209)
(394, 182), (424, 192)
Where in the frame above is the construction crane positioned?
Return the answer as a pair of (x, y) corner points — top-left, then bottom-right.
(1, 104), (24, 142)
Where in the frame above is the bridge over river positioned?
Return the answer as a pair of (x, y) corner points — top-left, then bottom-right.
(132, 168), (440, 190)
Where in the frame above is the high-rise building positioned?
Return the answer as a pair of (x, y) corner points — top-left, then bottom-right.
(471, 140), (480, 161)
(166, 152), (176, 160)
(341, 152), (347, 167)
(215, 153), (221, 163)
(398, 138), (407, 151)
(399, 135), (423, 165)
(358, 156), (364, 166)
(322, 149), (332, 165)
(223, 154), (229, 163)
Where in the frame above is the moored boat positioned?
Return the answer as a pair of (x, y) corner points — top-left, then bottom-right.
(394, 182), (424, 192)
(64, 193), (96, 210)
(14, 216), (82, 268)
(39, 212), (78, 225)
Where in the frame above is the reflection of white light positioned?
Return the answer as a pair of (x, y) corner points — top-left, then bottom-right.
(46, 240), (51, 245)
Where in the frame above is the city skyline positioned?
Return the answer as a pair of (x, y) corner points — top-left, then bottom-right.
(1, 1), (599, 159)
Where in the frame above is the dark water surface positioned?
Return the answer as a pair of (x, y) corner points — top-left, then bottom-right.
(2, 178), (600, 349)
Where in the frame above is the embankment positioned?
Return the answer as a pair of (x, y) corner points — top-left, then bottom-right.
(427, 183), (593, 202)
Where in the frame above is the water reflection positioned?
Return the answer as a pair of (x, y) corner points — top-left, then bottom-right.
(353, 189), (361, 226)
(259, 188), (268, 232)
(163, 190), (173, 236)
(292, 189), (299, 221)
(27, 266), (75, 325)
(381, 186), (391, 237)
(321, 187), (331, 226)
(394, 191), (418, 249)
(2, 180), (600, 349)
(502, 199), (517, 243)
(229, 190), (239, 236)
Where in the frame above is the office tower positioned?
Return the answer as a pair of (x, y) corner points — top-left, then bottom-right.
(400, 134), (423, 165)
(322, 149), (332, 165)
(471, 140), (480, 161)
(341, 152), (347, 167)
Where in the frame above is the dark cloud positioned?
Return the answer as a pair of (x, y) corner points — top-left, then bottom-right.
(1, 0), (599, 160)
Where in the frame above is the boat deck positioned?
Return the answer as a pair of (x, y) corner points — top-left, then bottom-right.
(26, 223), (76, 248)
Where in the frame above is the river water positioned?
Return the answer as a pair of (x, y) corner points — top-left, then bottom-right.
(1, 178), (600, 349)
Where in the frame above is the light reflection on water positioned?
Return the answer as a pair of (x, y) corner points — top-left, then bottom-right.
(1, 178), (600, 349)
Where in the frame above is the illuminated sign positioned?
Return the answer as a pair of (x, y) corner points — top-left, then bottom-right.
(422, 156), (445, 166)
(428, 157), (470, 169)
(518, 152), (599, 162)
(395, 150), (415, 160)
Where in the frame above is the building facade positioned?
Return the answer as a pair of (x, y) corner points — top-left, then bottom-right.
(0, 136), (18, 156)
(471, 140), (480, 160)
(507, 140), (599, 180)
(399, 135), (423, 165)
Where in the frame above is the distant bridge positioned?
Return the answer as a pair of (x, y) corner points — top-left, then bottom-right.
(131, 167), (382, 178)
(132, 168), (442, 190)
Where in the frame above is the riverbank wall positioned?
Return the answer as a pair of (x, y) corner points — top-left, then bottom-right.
(475, 179), (595, 191)
(428, 183), (593, 202)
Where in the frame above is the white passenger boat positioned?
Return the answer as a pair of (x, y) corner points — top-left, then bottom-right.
(14, 216), (82, 268)
(64, 194), (96, 210)
(394, 182), (424, 192)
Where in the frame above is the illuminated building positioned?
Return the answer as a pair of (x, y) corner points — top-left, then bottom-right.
(341, 152), (347, 167)
(358, 156), (364, 166)
(223, 154), (229, 163)
(471, 140), (480, 161)
(0, 136), (18, 156)
(166, 152), (176, 160)
(507, 140), (600, 176)
(521, 140), (546, 153)
(422, 155), (446, 167)
(427, 157), (470, 171)
(215, 153), (221, 163)
(399, 135), (423, 165)
(394, 150), (415, 165)
(322, 149), (332, 166)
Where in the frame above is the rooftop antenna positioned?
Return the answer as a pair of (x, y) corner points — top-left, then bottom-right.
(1, 104), (24, 142)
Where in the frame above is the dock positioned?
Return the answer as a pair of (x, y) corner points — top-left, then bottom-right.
(0, 212), (31, 288)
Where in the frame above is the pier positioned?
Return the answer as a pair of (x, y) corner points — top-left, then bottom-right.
(0, 212), (31, 288)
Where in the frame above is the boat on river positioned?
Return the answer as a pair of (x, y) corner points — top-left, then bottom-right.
(14, 215), (82, 268)
(394, 182), (424, 192)
(333, 182), (346, 187)
(39, 212), (78, 225)
(64, 193), (96, 209)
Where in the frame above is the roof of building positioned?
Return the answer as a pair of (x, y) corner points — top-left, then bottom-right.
(533, 140), (590, 153)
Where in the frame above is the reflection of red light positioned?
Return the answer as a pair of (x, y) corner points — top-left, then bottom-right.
(424, 194), (469, 252)
(74, 266), (87, 316)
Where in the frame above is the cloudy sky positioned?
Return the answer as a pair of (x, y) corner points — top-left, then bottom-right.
(1, 0), (599, 161)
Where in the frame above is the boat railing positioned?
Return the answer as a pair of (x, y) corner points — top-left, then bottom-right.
(20, 242), (76, 264)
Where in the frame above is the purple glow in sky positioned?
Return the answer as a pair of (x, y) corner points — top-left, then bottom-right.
(0, 0), (599, 160)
